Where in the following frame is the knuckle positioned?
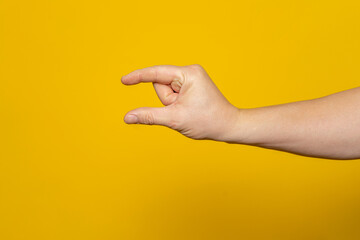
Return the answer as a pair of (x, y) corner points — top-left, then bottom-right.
(168, 118), (180, 129)
(137, 71), (143, 81)
(188, 64), (204, 71)
(142, 112), (155, 125)
(167, 108), (183, 129)
(148, 67), (157, 79)
(153, 68), (158, 82)
(186, 64), (205, 78)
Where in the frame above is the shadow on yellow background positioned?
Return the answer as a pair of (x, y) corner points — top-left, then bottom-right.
(1, 0), (360, 239)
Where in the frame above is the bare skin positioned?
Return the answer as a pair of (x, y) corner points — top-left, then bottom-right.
(121, 64), (360, 160)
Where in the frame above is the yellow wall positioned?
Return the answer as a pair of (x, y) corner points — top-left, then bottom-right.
(1, 1), (360, 239)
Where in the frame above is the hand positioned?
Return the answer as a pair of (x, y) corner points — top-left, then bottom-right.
(121, 64), (240, 141)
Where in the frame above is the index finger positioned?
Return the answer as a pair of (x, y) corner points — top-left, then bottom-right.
(121, 65), (184, 85)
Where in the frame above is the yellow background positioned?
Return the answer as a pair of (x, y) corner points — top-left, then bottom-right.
(1, 0), (360, 239)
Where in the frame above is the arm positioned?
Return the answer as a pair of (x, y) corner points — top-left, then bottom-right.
(121, 64), (360, 160)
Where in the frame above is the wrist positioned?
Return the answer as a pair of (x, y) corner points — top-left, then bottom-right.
(217, 106), (249, 144)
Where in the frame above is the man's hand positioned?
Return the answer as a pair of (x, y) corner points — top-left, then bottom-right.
(121, 64), (240, 141)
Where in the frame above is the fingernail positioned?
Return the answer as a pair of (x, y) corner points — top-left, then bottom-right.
(124, 114), (138, 124)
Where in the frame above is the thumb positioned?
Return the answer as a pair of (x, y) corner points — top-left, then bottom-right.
(124, 107), (173, 127)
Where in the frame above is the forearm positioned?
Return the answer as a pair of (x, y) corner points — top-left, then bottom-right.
(226, 87), (360, 159)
